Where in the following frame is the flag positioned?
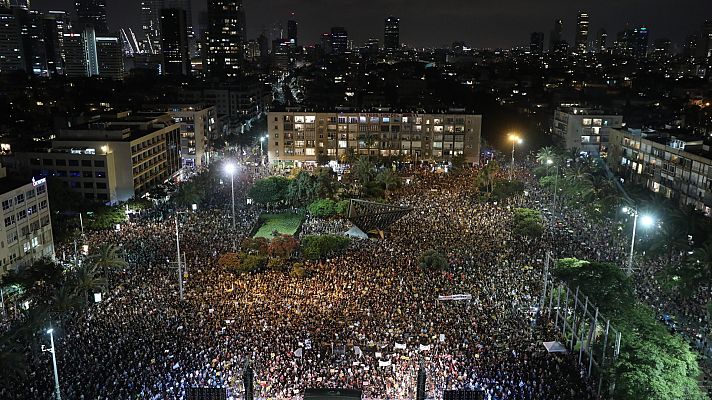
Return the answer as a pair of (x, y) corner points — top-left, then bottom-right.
(294, 348), (303, 358)
(395, 342), (406, 350)
(354, 346), (362, 358)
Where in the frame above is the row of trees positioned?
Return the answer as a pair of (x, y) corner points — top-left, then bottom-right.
(248, 167), (339, 207)
(307, 199), (350, 218)
(473, 160), (525, 202)
(0, 244), (127, 378)
(511, 208), (544, 238)
(553, 259), (706, 400)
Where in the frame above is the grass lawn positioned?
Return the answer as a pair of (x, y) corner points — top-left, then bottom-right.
(253, 213), (304, 239)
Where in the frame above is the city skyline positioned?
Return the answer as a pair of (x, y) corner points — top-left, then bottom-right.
(30, 0), (712, 49)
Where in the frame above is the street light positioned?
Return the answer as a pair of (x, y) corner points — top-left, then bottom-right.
(508, 133), (523, 181)
(259, 135), (268, 165)
(224, 162), (237, 232)
(42, 327), (61, 400)
(546, 159), (559, 218)
(622, 206), (655, 275)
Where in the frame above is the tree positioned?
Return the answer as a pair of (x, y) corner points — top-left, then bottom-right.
(535, 146), (557, 165)
(300, 235), (351, 260)
(512, 208), (544, 238)
(88, 243), (127, 289)
(49, 284), (79, 316)
(308, 199), (337, 218)
(376, 169), (400, 198)
(268, 234), (299, 258)
(451, 154), (465, 170)
(241, 237), (269, 255)
(70, 263), (106, 305)
(313, 167), (337, 199)
(286, 171), (318, 206)
(249, 176), (290, 205)
(173, 182), (203, 207)
(218, 253), (242, 269)
(353, 156), (375, 188)
(419, 250), (448, 272)
(316, 152), (331, 166)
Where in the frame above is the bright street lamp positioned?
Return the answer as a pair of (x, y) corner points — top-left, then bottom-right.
(224, 162), (237, 232)
(43, 327), (61, 400)
(508, 133), (523, 181)
(259, 135), (268, 165)
(623, 206), (656, 275)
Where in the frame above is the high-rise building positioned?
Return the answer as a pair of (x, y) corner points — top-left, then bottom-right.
(631, 27), (649, 59)
(206, 0), (245, 77)
(651, 38), (671, 60)
(683, 34), (699, 59)
(549, 19), (563, 52)
(47, 11), (71, 74)
(14, 8), (51, 76)
(161, 8), (189, 75)
(384, 16), (399, 50)
(320, 32), (331, 54)
(62, 32), (87, 76)
(698, 19), (712, 58)
(140, 0), (162, 53)
(83, 25), (98, 75)
(330, 26), (348, 54)
(164, 0), (194, 55)
(553, 107), (623, 156)
(596, 28), (607, 53)
(0, 9), (24, 73)
(574, 11), (589, 53)
(42, 13), (63, 75)
(75, 0), (108, 35)
(529, 32), (544, 54)
(95, 36), (123, 79)
(287, 18), (297, 46)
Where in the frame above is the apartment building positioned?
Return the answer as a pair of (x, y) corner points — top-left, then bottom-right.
(553, 107), (623, 156)
(0, 165), (54, 276)
(608, 128), (712, 216)
(267, 111), (482, 165)
(15, 112), (181, 203)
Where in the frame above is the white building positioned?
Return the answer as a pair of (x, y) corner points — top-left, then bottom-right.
(553, 107), (623, 156)
(0, 164), (54, 276)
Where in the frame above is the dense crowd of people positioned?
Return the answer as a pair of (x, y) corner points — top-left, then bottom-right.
(0, 160), (707, 399)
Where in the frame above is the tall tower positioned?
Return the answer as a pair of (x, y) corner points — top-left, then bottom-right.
(384, 16), (400, 50)
(549, 19), (563, 51)
(575, 11), (589, 53)
(75, 0), (108, 35)
(161, 8), (189, 75)
(287, 17), (297, 46)
(140, 0), (163, 53)
(596, 28), (607, 53)
(330, 27), (348, 54)
(206, 0), (245, 77)
(530, 32), (544, 54)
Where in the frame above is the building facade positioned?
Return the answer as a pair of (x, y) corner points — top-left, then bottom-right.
(608, 129), (712, 216)
(267, 111), (481, 165)
(0, 167), (54, 276)
(75, 0), (108, 35)
(575, 11), (589, 53)
(206, 0), (245, 78)
(553, 107), (623, 156)
(384, 17), (399, 50)
(161, 8), (190, 75)
(15, 112), (181, 203)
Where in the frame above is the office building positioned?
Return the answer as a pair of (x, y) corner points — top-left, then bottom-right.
(0, 9), (24, 73)
(141, 104), (216, 169)
(45, 11), (71, 75)
(75, 0), (108, 35)
(631, 27), (649, 59)
(287, 18), (297, 46)
(384, 16), (399, 50)
(16, 112), (181, 203)
(596, 28), (607, 53)
(697, 19), (712, 58)
(651, 38), (671, 60)
(529, 32), (544, 54)
(608, 129), (712, 216)
(267, 111), (482, 165)
(0, 165), (54, 276)
(62, 32), (87, 76)
(206, 0), (245, 77)
(161, 8), (189, 75)
(552, 107), (623, 156)
(549, 19), (563, 51)
(95, 35), (123, 79)
(330, 27), (348, 54)
(140, 0), (162, 53)
(574, 11), (589, 53)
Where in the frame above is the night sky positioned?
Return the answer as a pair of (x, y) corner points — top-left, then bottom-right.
(32, 0), (712, 49)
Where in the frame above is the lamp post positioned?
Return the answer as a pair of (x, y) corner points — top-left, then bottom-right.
(546, 159), (559, 217)
(508, 134), (523, 181)
(224, 162), (236, 231)
(43, 328), (61, 400)
(259, 135), (268, 165)
(174, 213), (185, 301)
(622, 206), (655, 275)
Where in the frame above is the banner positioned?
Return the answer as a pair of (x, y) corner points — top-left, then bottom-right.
(419, 344), (431, 352)
(354, 346), (363, 358)
(395, 342), (406, 350)
(439, 334), (445, 342)
(294, 348), (303, 358)
(438, 294), (472, 301)
(378, 360), (392, 367)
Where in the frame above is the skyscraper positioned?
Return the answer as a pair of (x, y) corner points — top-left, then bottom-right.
(330, 27), (348, 54)
(631, 27), (649, 59)
(140, 0), (162, 53)
(384, 16), (400, 50)
(75, 0), (108, 35)
(698, 19), (712, 58)
(596, 28), (607, 53)
(0, 9), (24, 73)
(574, 11), (589, 53)
(529, 32), (544, 54)
(287, 18), (297, 46)
(549, 19), (563, 52)
(95, 35), (123, 79)
(206, 0), (245, 77)
(161, 8), (189, 75)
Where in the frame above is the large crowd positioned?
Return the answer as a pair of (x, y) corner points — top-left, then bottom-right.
(0, 161), (707, 399)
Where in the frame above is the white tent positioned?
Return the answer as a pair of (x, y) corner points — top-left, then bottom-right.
(542, 341), (567, 353)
